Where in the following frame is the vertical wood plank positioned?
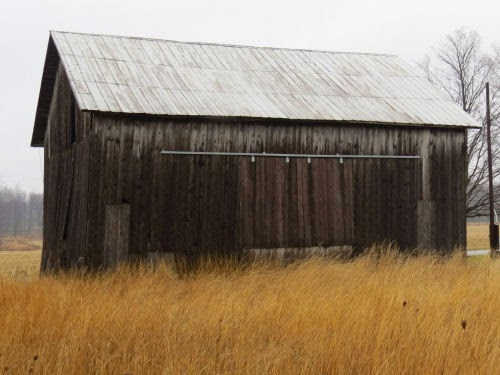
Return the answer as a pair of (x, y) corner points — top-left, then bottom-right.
(104, 204), (130, 266)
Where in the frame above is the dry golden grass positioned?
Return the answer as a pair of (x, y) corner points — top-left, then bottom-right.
(0, 250), (41, 280)
(467, 223), (489, 250)
(0, 234), (42, 280)
(1, 249), (500, 374)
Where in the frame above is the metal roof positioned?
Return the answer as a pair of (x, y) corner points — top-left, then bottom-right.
(31, 31), (480, 146)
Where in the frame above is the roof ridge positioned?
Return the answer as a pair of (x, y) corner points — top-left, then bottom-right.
(49, 30), (397, 57)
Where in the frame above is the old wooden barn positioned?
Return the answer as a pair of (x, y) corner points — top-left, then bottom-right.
(31, 31), (479, 270)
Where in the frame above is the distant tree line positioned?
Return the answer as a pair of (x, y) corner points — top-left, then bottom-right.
(0, 186), (43, 236)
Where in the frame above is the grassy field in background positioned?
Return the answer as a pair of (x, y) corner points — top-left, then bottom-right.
(0, 250), (41, 279)
(466, 223), (489, 250)
(0, 224), (497, 373)
(0, 234), (42, 279)
(0, 233), (42, 252)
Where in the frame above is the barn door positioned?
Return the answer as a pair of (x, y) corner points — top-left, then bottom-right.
(237, 157), (355, 251)
(104, 204), (130, 267)
(353, 158), (420, 251)
(307, 158), (355, 248)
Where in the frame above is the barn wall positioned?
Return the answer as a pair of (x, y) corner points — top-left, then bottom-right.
(41, 65), (93, 271)
(83, 114), (466, 265)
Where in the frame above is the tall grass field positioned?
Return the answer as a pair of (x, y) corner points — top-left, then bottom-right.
(0, 249), (500, 373)
(0, 224), (498, 374)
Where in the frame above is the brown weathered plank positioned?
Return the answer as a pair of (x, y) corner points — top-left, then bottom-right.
(104, 204), (130, 266)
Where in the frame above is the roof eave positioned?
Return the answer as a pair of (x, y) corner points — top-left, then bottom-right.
(87, 109), (482, 129)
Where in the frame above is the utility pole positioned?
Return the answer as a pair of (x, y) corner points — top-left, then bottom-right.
(486, 82), (499, 257)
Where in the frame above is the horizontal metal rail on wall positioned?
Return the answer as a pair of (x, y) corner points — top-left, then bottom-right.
(160, 150), (420, 163)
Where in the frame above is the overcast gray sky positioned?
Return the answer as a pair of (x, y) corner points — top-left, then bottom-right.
(1, 0), (499, 193)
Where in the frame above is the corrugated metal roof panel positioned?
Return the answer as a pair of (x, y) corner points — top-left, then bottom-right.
(46, 30), (480, 128)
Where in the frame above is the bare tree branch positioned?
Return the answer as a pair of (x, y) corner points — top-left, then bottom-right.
(420, 28), (500, 217)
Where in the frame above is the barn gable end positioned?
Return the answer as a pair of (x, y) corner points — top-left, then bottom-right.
(41, 64), (94, 270)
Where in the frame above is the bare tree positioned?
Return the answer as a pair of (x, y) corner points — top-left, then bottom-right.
(420, 29), (500, 217)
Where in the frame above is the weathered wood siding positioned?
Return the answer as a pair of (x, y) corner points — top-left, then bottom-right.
(81, 114), (466, 265)
(41, 65), (93, 271)
(41, 67), (467, 270)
